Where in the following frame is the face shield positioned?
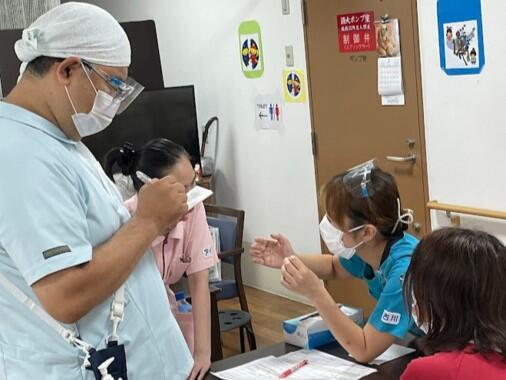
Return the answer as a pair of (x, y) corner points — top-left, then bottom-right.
(342, 159), (414, 233)
(82, 60), (144, 114)
(342, 159), (377, 198)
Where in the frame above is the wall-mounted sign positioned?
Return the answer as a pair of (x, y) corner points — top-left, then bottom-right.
(283, 69), (307, 103)
(337, 11), (376, 53)
(239, 20), (264, 79)
(437, 0), (485, 75)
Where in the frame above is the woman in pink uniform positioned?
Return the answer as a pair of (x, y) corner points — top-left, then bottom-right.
(105, 138), (219, 380)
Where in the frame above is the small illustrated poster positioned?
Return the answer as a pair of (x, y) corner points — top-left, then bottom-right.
(283, 69), (307, 103)
(443, 20), (479, 69)
(239, 20), (264, 79)
(337, 11), (376, 52)
(375, 18), (401, 57)
(437, 0), (485, 75)
(254, 94), (283, 130)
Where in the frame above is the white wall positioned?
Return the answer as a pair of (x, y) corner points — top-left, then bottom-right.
(86, 0), (322, 303)
(417, 0), (506, 240)
(86, 0), (506, 303)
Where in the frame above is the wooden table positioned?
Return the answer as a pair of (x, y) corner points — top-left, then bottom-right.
(206, 342), (420, 380)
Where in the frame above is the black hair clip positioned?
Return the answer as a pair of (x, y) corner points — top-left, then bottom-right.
(120, 142), (135, 156)
(118, 142), (136, 175)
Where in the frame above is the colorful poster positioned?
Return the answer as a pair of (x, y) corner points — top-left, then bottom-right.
(443, 20), (479, 69)
(437, 0), (485, 75)
(283, 69), (306, 103)
(375, 18), (401, 57)
(254, 94), (283, 130)
(239, 20), (264, 78)
(337, 11), (376, 53)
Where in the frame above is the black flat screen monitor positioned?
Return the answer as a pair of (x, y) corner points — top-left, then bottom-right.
(84, 85), (201, 169)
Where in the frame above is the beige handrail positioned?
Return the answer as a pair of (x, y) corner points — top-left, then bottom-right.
(427, 201), (506, 221)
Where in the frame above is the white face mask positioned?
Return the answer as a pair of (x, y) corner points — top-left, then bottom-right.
(319, 214), (364, 259)
(64, 64), (121, 138)
(411, 296), (430, 334)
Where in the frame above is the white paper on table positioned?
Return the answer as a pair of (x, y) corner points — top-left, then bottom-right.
(212, 350), (377, 380)
(369, 344), (416, 366)
(378, 56), (403, 96)
(211, 356), (280, 380)
(187, 185), (213, 210)
(282, 350), (377, 380)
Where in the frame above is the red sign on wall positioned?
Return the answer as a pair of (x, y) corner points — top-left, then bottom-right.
(337, 11), (376, 52)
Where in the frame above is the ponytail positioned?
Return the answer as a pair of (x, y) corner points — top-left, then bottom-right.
(103, 142), (138, 180)
(103, 138), (190, 193)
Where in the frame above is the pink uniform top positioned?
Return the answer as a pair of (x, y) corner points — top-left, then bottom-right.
(125, 195), (218, 284)
(125, 195), (219, 352)
(400, 347), (506, 380)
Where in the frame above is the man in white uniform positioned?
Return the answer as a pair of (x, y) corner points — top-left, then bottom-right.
(0, 2), (193, 379)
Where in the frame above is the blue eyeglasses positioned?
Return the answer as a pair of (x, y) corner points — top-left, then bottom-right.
(82, 60), (144, 114)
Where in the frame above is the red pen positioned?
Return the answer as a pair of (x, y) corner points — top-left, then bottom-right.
(278, 359), (309, 378)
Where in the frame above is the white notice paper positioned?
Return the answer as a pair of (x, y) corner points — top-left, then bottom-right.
(254, 94), (284, 130)
(212, 349), (377, 380)
(381, 94), (405, 106)
(378, 56), (403, 95)
(378, 56), (405, 106)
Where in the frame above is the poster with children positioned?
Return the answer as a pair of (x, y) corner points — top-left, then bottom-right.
(283, 69), (307, 103)
(437, 0), (485, 75)
(240, 33), (262, 72)
(238, 20), (264, 79)
(443, 20), (479, 69)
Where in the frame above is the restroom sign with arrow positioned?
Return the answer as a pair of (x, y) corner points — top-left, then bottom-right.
(254, 94), (283, 129)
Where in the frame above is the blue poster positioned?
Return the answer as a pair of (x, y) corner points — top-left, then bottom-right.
(437, 0), (485, 75)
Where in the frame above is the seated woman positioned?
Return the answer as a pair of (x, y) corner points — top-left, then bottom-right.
(401, 227), (506, 380)
(105, 138), (219, 380)
(251, 161), (420, 362)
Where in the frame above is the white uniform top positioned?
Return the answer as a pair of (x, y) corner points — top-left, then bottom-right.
(0, 102), (193, 379)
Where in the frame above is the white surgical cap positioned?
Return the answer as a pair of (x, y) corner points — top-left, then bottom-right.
(15, 2), (131, 76)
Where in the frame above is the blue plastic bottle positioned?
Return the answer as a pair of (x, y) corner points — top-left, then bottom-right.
(175, 291), (192, 313)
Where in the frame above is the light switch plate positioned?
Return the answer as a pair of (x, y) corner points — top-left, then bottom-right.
(282, 0), (290, 15)
(285, 45), (294, 67)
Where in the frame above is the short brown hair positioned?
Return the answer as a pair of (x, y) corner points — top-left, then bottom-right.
(404, 227), (506, 357)
(320, 167), (406, 237)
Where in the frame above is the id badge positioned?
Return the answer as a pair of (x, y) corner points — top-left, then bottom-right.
(87, 341), (128, 380)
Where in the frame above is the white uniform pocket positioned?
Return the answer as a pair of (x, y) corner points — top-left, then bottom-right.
(0, 343), (82, 380)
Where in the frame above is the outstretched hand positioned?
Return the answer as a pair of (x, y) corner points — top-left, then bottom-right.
(250, 234), (296, 269)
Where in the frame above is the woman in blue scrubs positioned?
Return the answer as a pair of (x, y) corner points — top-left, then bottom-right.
(251, 161), (419, 363)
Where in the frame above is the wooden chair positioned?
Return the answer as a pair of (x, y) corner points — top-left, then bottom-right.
(205, 205), (257, 355)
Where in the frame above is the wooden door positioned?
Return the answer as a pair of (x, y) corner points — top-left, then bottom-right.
(304, 0), (429, 314)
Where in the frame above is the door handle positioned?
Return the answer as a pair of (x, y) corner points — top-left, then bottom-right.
(386, 154), (416, 163)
